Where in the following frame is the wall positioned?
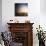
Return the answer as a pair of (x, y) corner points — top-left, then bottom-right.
(0, 0), (2, 32)
(2, 0), (46, 46)
(40, 0), (46, 32)
(2, 0), (40, 30)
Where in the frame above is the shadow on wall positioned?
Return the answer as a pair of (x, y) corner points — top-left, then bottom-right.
(40, 0), (46, 14)
(0, 0), (2, 32)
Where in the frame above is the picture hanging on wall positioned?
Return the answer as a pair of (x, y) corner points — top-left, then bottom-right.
(15, 3), (28, 16)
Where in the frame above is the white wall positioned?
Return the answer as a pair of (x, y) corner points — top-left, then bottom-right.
(0, 0), (2, 32)
(2, 0), (40, 30)
(40, 0), (46, 31)
(2, 0), (46, 46)
(2, 0), (40, 46)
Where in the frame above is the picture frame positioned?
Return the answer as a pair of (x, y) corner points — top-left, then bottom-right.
(15, 3), (28, 16)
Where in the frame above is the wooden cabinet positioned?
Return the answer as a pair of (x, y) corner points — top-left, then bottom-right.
(7, 23), (34, 46)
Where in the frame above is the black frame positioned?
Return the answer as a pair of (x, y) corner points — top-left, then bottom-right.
(15, 3), (28, 16)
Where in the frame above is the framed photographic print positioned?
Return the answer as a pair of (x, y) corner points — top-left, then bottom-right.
(15, 3), (28, 16)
